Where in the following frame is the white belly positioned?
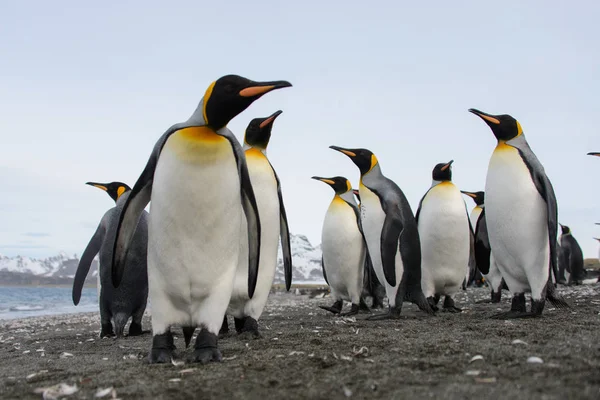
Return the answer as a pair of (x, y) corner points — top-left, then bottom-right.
(485, 144), (549, 297)
(321, 197), (365, 303)
(228, 150), (280, 319)
(418, 182), (470, 297)
(484, 251), (503, 292)
(147, 129), (242, 334)
(359, 184), (403, 306)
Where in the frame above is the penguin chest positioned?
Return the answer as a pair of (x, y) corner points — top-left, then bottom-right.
(469, 206), (483, 231)
(485, 144), (549, 283)
(418, 183), (470, 294)
(148, 127), (242, 296)
(321, 198), (365, 296)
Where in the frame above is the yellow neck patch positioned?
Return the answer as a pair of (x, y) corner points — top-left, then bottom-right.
(516, 120), (523, 136)
(178, 126), (225, 143)
(117, 186), (126, 199)
(202, 81), (216, 124)
(345, 180), (352, 192)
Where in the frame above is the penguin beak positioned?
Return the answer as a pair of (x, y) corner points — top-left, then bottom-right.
(441, 160), (454, 171)
(329, 145), (356, 158)
(468, 108), (501, 125)
(460, 190), (477, 199)
(239, 81), (292, 97)
(86, 182), (108, 191)
(311, 176), (336, 186)
(587, 152), (600, 157)
(594, 237), (600, 242)
(259, 110), (283, 129)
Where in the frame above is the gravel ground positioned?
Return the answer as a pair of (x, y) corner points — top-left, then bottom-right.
(1, 285), (599, 400)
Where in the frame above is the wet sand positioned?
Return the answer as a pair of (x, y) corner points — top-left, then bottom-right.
(1, 285), (599, 399)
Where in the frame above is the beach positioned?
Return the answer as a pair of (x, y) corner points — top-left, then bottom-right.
(1, 285), (599, 400)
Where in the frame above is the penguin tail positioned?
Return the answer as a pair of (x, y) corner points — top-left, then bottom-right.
(182, 326), (195, 348)
(113, 313), (129, 337)
(546, 282), (571, 309)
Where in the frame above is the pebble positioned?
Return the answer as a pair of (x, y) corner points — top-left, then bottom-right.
(511, 339), (528, 345)
(527, 356), (544, 364)
(469, 355), (484, 363)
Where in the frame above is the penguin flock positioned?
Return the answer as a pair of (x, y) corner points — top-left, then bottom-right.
(71, 73), (600, 366)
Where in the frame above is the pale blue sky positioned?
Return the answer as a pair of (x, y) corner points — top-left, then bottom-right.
(1, 1), (599, 259)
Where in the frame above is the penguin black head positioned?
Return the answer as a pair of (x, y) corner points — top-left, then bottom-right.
(559, 224), (571, 235)
(461, 190), (485, 206)
(352, 189), (361, 202)
(329, 146), (378, 176)
(244, 110), (283, 149)
(86, 181), (131, 203)
(468, 108), (523, 142)
(202, 75), (292, 130)
(588, 152), (600, 157)
(311, 176), (352, 195)
(432, 160), (454, 182)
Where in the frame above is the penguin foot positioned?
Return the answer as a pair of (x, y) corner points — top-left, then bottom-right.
(340, 304), (359, 316)
(238, 317), (261, 339)
(358, 298), (371, 312)
(219, 316), (229, 337)
(490, 289), (503, 304)
(365, 306), (401, 320)
(234, 317), (245, 334)
(100, 323), (115, 338)
(190, 330), (221, 364)
(149, 332), (175, 364)
(319, 299), (343, 315)
(490, 293), (529, 319)
(442, 297), (462, 313)
(426, 297), (440, 312)
(442, 306), (462, 313)
(371, 302), (384, 310)
(128, 322), (144, 336)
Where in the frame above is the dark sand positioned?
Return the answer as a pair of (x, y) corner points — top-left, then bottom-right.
(1, 285), (599, 400)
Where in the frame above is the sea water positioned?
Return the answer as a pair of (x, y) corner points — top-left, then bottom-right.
(0, 286), (98, 320)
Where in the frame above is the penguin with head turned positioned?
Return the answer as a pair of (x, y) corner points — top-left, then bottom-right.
(353, 189), (386, 309)
(330, 146), (433, 319)
(312, 176), (368, 316)
(73, 182), (148, 338)
(461, 190), (507, 303)
(224, 110), (292, 337)
(469, 108), (569, 318)
(558, 224), (586, 285)
(415, 161), (472, 312)
(110, 74), (292, 364)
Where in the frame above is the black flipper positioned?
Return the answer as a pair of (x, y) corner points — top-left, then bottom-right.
(473, 209), (491, 275)
(73, 223), (105, 305)
(414, 188), (431, 224)
(223, 130), (261, 299)
(270, 165), (292, 291)
(111, 122), (193, 287)
(379, 204), (403, 287)
(509, 136), (559, 285)
(321, 256), (329, 285)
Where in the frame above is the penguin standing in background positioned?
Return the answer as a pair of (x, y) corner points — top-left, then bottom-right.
(312, 176), (367, 316)
(353, 189), (386, 309)
(416, 161), (471, 312)
(587, 152), (600, 157)
(110, 75), (292, 364)
(461, 190), (507, 303)
(559, 224), (586, 285)
(330, 146), (433, 319)
(469, 108), (569, 318)
(73, 182), (148, 338)
(225, 111), (292, 337)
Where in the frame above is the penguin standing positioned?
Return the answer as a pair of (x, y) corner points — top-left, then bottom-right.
(461, 190), (507, 303)
(312, 176), (366, 316)
(353, 189), (385, 309)
(330, 146), (433, 319)
(416, 161), (471, 312)
(469, 108), (568, 318)
(111, 75), (292, 364)
(225, 111), (292, 337)
(72, 182), (148, 338)
(587, 152), (600, 157)
(559, 224), (586, 285)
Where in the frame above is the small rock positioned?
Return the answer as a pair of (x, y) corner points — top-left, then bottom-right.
(34, 383), (78, 399)
(469, 355), (484, 363)
(475, 377), (497, 383)
(527, 356), (543, 364)
(168, 378), (181, 383)
(60, 352), (74, 358)
(95, 387), (113, 398)
(511, 339), (528, 345)
(342, 385), (353, 397)
(465, 370), (481, 376)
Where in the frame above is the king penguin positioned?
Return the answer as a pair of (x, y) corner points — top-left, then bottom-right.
(224, 110), (292, 337)
(469, 108), (569, 318)
(587, 152), (600, 157)
(110, 75), (292, 364)
(312, 176), (367, 316)
(461, 190), (507, 303)
(416, 161), (471, 313)
(330, 146), (433, 319)
(354, 189), (386, 309)
(72, 182), (148, 338)
(558, 224), (586, 285)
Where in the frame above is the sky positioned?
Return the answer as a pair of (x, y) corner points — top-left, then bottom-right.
(1, 1), (599, 260)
